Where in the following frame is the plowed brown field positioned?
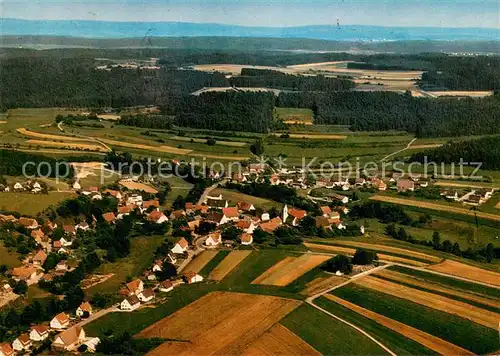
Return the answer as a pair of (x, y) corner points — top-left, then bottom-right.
(354, 276), (499, 329)
(243, 324), (320, 356)
(375, 269), (500, 309)
(427, 260), (500, 286)
(137, 291), (301, 355)
(208, 250), (252, 281)
(252, 254), (331, 287)
(324, 294), (474, 356)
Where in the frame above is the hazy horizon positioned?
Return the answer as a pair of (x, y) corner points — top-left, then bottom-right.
(1, 0), (499, 29)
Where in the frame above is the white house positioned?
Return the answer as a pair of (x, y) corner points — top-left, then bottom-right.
(125, 279), (144, 295)
(120, 295), (140, 311)
(82, 337), (100, 353)
(183, 271), (203, 284)
(52, 326), (85, 352)
(152, 260), (163, 272)
(13, 182), (23, 191)
(72, 181), (81, 190)
(158, 280), (174, 293)
(147, 210), (168, 224)
(220, 207), (239, 224)
(30, 325), (50, 342)
(55, 260), (69, 272)
(241, 233), (253, 246)
(76, 302), (92, 317)
(236, 220), (256, 234)
(138, 289), (155, 303)
(50, 312), (70, 330)
(331, 194), (349, 204)
(12, 334), (31, 351)
(171, 237), (188, 254)
(205, 231), (221, 246)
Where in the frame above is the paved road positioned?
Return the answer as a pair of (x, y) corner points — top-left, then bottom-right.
(73, 303), (120, 328)
(197, 179), (226, 205)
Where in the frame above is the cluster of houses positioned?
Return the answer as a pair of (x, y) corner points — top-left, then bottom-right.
(1, 302), (99, 355)
(440, 187), (496, 206)
(0, 180), (45, 194)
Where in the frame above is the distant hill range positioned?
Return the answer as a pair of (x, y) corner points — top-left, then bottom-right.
(1, 18), (499, 42)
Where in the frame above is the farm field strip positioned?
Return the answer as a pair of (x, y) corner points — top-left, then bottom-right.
(170, 135), (247, 147)
(434, 181), (500, 189)
(17, 128), (95, 142)
(375, 269), (500, 309)
(426, 259), (500, 287)
(332, 240), (442, 263)
(299, 275), (348, 296)
(427, 91), (493, 97)
(184, 251), (219, 274)
(187, 152), (250, 161)
(242, 323), (320, 356)
(303, 242), (429, 267)
(119, 180), (158, 193)
(370, 195), (500, 221)
(354, 276), (499, 329)
(287, 133), (347, 140)
(25, 139), (108, 152)
(98, 138), (193, 155)
(252, 254), (332, 287)
(323, 294), (473, 356)
(208, 250), (252, 281)
(137, 291), (301, 355)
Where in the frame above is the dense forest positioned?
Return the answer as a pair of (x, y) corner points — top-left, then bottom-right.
(175, 91), (276, 132)
(0, 150), (80, 177)
(409, 136), (500, 170)
(277, 91), (500, 137)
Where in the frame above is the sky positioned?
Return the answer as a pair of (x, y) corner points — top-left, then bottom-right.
(1, 0), (499, 28)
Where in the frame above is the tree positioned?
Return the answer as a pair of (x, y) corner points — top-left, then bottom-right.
(253, 228), (272, 244)
(452, 242), (462, 256)
(155, 263), (177, 281)
(206, 137), (216, 146)
(250, 139), (264, 155)
(222, 225), (243, 241)
(13, 281), (28, 295)
(442, 240), (453, 253)
(91, 293), (113, 308)
(322, 255), (352, 274)
(172, 195), (186, 210)
(432, 231), (441, 250)
(484, 243), (495, 262)
(352, 249), (378, 265)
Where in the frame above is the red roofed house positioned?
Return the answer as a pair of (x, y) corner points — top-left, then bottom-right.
(12, 334), (31, 352)
(30, 325), (50, 341)
(18, 217), (38, 230)
(62, 225), (76, 236)
(169, 210), (186, 220)
(103, 189), (122, 200)
(30, 229), (45, 244)
(117, 205), (133, 218)
(0, 343), (14, 356)
(237, 201), (255, 212)
(205, 231), (221, 246)
(142, 199), (160, 211)
(52, 326), (85, 352)
(159, 280), (174, 293)
(76, 302), (93, 317)
(236, 220), (257, 234)
(221, 207), (239, 224)
(320, 206), (332, 217)
(147, 210), (168, 224)
(260, 217), (282, 233)
(171, 237), (189, 254)
(240, 233), (253, 245)
(50, 312), (70, 330)
(31, 250), (47, 266)
(138, 288), (155, 302)
(11, 266), (39, 284)
(126, 279), (144, 295)
(283, 205), (306, 226)
(120, 295), (140, 311)
(397, 179), (415, 192)
(102, 212), (116, 224)
(183, 271), (203, 284)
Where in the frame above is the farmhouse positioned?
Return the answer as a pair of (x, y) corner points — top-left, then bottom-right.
(147, 210), (168, 224)
(11, 266), (38, 284)
(31, 250), (47, 266)
(30, 229), (45, 243)
(52, 326), (85, 352)
(63, 225), (76, 236)
(397, 179), (415, 192)
(237, 201), (255, 212)
(50, 312), (70, 330)
(76, 302), (92, 317)
(207, 198), (228, 208)
(18, 217), (38, 229)
(117, 205), (133, 218)
(169, 210), (186, 220)
(30, 325), (50, 341)
(103, 189), (122, 199)
(331, 194), (349, 204)
(221, 207), (240, 224)
(138, 289), (155, 302)
(0, 344), (14, 356)
(142, 199), (160, 210)
(283, 205), (306, 226)
(205, 211), (224, 225)
(125, 279), (144, 295)
(12, 334), (31, 352)
(159, 280), (174, 293)
(120, 295), (141, 311)
(171, 237), (189, 254)
(236, 219), (257, 234)
(205, 231), (222, 246)
(102, 212), (116, 224)
(260, 217), (282, 233)
(241, 233), (253, 245)
(75, 221), (90, 231)
(183, 271), (203, 284)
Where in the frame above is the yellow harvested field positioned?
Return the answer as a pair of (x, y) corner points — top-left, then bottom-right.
(119, 180), (158, 193)
(26, 139), (107, 152)
(243, 324), (320, 356)
(427, 91), (493, 97)
(137, 291), (301, 355)
(375, 269), (500, 309)
(252, 254), (331, 287)
(426, 260), (500, 287)
(303, 243), (429, 267)
(324, 294), (474, 356)
(170, 136), (247, 147)
(434, 181), (499, 190)
(208, 250), (252, 281)
(99, 138), (193, 155)
(97, 114), (121, 120)
(496, 202), (500, 209)
(288, 133), (347, 140)
(332, 240), (442, 263)
(188, 152), (250, 161)
(184, 251), (219, 274)
(17, 128), (91, 141)
(406, 144), (442, 150)
(370, 195), (500, 222)
(354, 276), (500, 329)
(192, 64), (297, 75)
(0, 121), (7, 124)
(300, 275), (348, 296)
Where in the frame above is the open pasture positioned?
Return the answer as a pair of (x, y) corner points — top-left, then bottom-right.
(243, 324), (320, 356)
(252, 254), (331, 287)
(119, 180), (158, 193)
(210, 188), (282, 210)
(17, 128), (91, 141)
(25, 139), (108, 152)
(208, 250), (252, 281)
(354, 275), (499, 329)
(0, 191), (75, 215)
(321, 295), (473, 356)
(170, 135), (247, 147)
(426, 259), (500, 286)
(136, 291), (301, 355)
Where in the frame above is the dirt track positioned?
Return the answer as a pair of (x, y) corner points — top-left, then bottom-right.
(243, 324), (320, 356)
(375, 269), (500, 309)
(252, 254), (331, 287)
(324, 294), (474, 356)
(137, 291), (301, 355)
(426, 260), (500, 287)
(370, 195), (500, 222)
(354, 276), (499, 329)
(208, 250), (252, 281)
